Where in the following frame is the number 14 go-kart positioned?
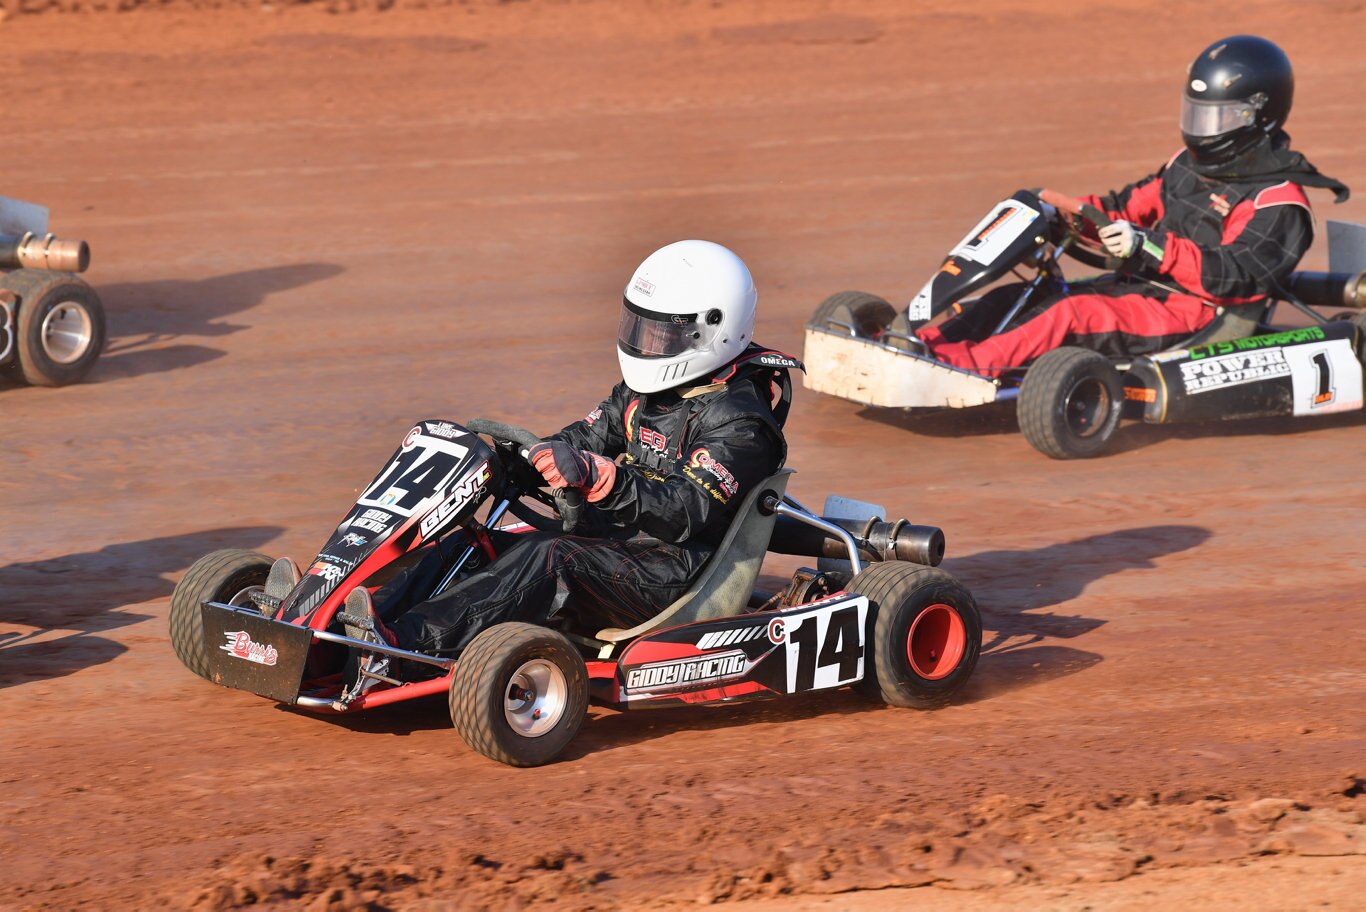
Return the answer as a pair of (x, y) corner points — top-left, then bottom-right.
(803, 191), (1366, 458)
(169, 418), (981, 767)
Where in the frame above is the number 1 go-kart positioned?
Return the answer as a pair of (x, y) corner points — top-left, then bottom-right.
(170, 418), (981, 766)
(803, 192), (1366, 458)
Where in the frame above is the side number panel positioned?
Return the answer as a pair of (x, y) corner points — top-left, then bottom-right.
(773, 595), (868, 693)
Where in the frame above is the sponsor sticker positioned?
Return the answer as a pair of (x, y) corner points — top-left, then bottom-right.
(423, 421), (462, 440)
(625, 650), (748, 693)
(418, 461), (492, 539)
(220, 631), (279, 666)
(1179, 348), (1290, 393)
(689, 447), (738, 497)
(1188, 326), (1325, 361)
(308, 559), (347, 584)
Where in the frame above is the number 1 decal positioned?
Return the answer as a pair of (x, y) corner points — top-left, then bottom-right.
(782, 598), (868, 693)
(1310, 350), (1335, 408)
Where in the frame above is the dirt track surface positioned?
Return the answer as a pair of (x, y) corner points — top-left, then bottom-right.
(2, 1), (1364, 908)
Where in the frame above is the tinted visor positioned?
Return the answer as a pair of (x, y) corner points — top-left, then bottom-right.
(1180, 97), (1258, 137)
(618, 298), (717, 359)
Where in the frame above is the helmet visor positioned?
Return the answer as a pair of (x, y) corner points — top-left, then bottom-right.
(1180, 97), (1259, 138)
(618, 298), (718, 359)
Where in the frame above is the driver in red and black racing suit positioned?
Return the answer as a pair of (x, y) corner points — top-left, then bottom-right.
(917, 35), (1349, 377)
(339, 240), (803, 699)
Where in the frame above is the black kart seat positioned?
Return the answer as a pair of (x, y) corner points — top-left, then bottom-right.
(1174, 302), (1273, 350)
(595, 469), (793, 645)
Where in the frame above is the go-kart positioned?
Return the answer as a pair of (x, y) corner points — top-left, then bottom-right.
(803, 190), (1366, 458)
(169, 418), (981, 767)
(0, 195), (103, 387)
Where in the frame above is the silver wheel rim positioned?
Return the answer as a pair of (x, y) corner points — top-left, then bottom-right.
(41, 300), (94, 365)
(504, 658), (568, 738)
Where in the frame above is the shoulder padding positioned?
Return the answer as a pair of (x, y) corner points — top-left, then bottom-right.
(1255, 180), (1312, 211)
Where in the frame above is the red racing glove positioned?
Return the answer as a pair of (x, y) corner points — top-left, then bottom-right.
(528, 440), (617, 503)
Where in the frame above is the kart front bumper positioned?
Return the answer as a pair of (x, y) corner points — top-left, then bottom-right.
(201, 601), (456, 710)
(803, 325), (1002, 408)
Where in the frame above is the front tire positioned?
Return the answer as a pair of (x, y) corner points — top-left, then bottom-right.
(169, 549), (273, 681)
(811, 291), (895, 340)
(449, 623), (589, 767)
(1, 269), (106, 387)
(1018, 346), (1123, 459)
(848, 562), (981, 708)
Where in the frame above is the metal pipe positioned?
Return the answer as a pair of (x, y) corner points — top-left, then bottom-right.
(1287, 271), (1366, 310)
(309, 626), (456, 669)
(769, 514), (945, 566)
(430, 498), (512, 598)
(764, 497), (863, 575)
(0, 232), (90, 272)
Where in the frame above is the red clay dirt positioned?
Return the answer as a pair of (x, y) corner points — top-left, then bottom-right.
(1, 1), (1363, 909)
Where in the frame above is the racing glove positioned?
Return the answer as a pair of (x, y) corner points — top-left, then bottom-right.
(528, 440), (617, 503)
(1097, 220), (1166, 265)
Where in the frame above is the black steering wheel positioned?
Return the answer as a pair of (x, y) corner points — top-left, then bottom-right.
(465, 418), (584, 534)
(1058, 201), (1134, 273)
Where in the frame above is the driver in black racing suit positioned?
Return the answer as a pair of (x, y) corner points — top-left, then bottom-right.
(329, 240), (803, 701)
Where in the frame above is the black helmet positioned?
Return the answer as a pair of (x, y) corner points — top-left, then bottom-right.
(1181, 35), (1294, 165)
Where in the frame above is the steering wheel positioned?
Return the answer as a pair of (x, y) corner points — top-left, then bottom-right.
(1051, 197), (1133, 273)
(465, 418), (584, 534)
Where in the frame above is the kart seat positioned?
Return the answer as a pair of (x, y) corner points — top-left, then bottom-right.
(594, 469), (793, 645)
(1174, 302), (1273, 349)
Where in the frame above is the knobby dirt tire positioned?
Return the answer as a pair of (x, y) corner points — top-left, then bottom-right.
(1018, 346), (1124, 459)
(449, 622), (589, 767)
(1, 269), (106, 387)
(847, 561), (981, 709)
(811, 290), (895, 340)
(169, 549), (273, 681)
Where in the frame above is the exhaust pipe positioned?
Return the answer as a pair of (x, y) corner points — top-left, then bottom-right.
(0, 232), (90, 273)
(769, 514), (945, 566)
(1287, 271), (1366, 310)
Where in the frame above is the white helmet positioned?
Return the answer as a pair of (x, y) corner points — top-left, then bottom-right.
(617, 240), (757, 394)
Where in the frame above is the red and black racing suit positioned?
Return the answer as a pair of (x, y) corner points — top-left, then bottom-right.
(381, 347), (798, 656)
(922, 148), (1316, 376)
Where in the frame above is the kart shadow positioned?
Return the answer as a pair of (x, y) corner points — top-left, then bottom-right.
(854, 400), (1020, 438)
(0, 524), (283, 689)
(948, 523), (1211, 701)
(565, 689), (879, 761)
(851, 399), (1366, 450)
(91, 262), (345, 382)
(1107, 408), (1366, 454)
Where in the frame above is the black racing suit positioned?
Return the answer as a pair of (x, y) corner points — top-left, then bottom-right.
(382, 347), (800, 656)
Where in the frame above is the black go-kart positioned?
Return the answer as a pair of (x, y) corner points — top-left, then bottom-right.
(0, 194), (103, 387)
(803, 191), (1366, 458)
(169, 418), (981, 767)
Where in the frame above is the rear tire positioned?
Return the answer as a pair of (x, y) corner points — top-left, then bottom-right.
(169, 549), (273, 681)
(848, 562), (981, 708)
(449, 623), (588, 767)
(1018, 346), (1123, 459)
(811, 291), (895, 340)
(1, 269), (105, 387)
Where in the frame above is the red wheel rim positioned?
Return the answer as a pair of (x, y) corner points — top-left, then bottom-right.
(906, 603), (967, 681)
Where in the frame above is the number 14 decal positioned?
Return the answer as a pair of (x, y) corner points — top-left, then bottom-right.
(777, 597), (868, 693)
